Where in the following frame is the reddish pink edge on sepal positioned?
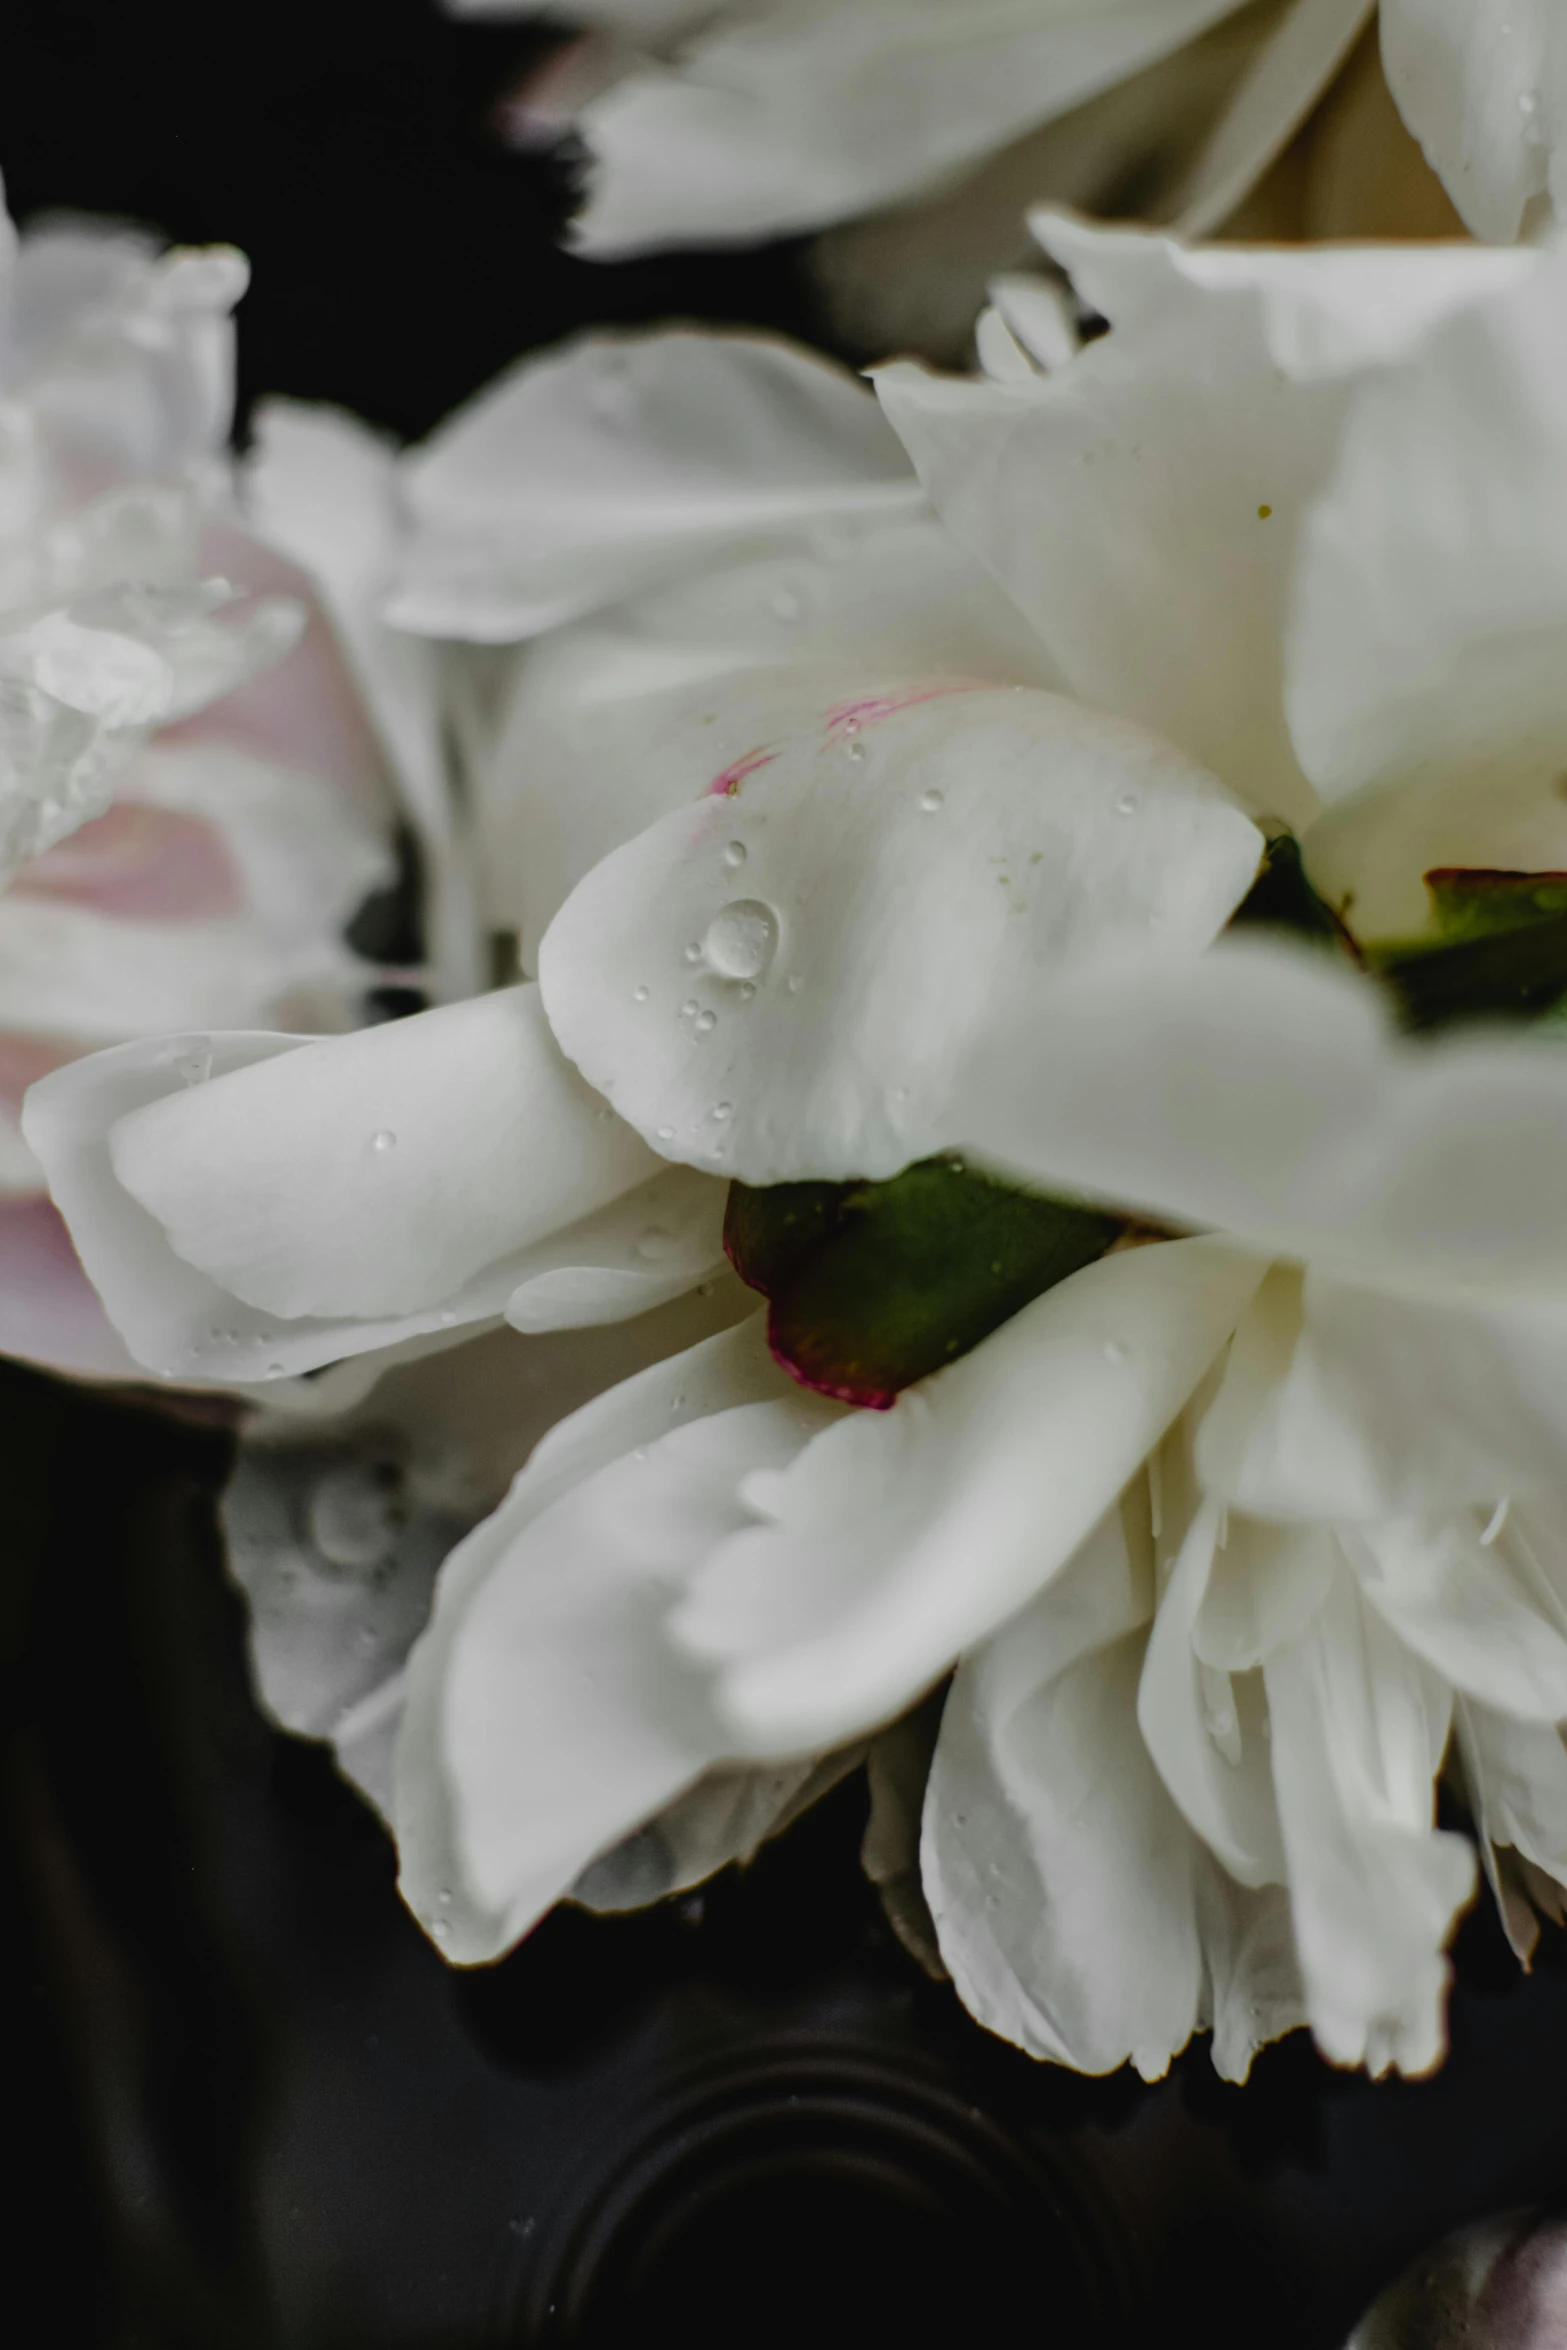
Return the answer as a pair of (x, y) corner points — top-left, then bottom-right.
(821, 679), (992, 749)
(765, 1318), (894, 1411)
(707, 746), (779, 798)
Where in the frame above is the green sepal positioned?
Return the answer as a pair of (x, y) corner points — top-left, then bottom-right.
(1227, 825), (1346, 951)
(724, 1156), (1123, 1409)
(1371, 868), (1567, 1032)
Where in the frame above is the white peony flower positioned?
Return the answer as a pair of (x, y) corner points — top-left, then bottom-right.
(380, 231), (1567, 2070)
(35, 223), (1567, 2084)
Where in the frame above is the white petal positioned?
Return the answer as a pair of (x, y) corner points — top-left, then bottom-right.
(923, 1504), (1207, 2080)
(471, 508), (1056, 967)
(1137, 1497), (1288, 1886)
(101, 985), (657, 1319)
(540, 681), (1260, 1182)
(876, 222), (1522, 824)
(1382, 0), (1567, 241)
(394, 1312), (805, 1957)
(1288, 240), (1567, 820)
(569, 1), (1256, 254)
(1171, 0), (1375, 238)
(1345, 1513), (1567, 1724)
(671, 1238), (1263, 1757)
(1193, 1864), (1308, 2084)
(573, 1744), (864, 1911)
(1201, 1271), (1567, 1520)
(1455, 1695), (1567, 1948)
(243, 401), (451, 851)
(22, 993), (658, 1382)
(412, 1380), (836, 1954)
(388, 329), (917, 642)
(225, 1292), (750, 1815)
(956, 935), (1567, 1288)
(1263, 1564), (1475, 2075)
(504, 1162), (730, 1332)
(1191, 1479), (1340, 1668)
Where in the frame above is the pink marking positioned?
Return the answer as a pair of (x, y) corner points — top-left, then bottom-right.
(14, 801), (243, 922)
(822, 680), (992, 749)
(707, 746), (778, 798)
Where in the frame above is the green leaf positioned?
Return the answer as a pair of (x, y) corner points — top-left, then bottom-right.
(1227, 825), (1346, 951)
(1372, 868), (1567, 1033)
(724, 1157), (1123, 1408)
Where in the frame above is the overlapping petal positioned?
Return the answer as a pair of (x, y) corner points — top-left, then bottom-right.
(22, 986), (667, 1381)
(670, 1239), (1263, 1755)
(395, 1314), (837, 1958)
(955, 936), (1567, 1289)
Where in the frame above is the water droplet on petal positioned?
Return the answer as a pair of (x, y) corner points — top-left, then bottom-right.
(918, 788), (943, 814)
(1116, 795), (1138, 818)
(683, 940), (702, 965)
(702, 898), (778, 983)
(846, 740), (864, 762)
(632, 983), (649, 1002)
(736, 980), (756, 1002)
(787, 973), (804, 994)
(656, 1124), (674, 1142)
(693, 1009), (717, 1036)
(371, 1129), (397, 1153)
(681, 998), (699, 1020)
(722, 840), (748, 871)
(711, 1101), (732, 1122)
(636, 1227), (677, 1261)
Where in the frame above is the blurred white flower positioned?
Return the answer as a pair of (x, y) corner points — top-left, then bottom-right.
(0, 196), (452, 1379)
(454, 3), (1565, 351)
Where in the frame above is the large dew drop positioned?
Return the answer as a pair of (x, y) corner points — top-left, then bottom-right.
(702, 898), (778, 984)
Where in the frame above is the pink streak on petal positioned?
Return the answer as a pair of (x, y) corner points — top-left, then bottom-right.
(0, 1196), (141, 1378)
(707, 746), (779, 798)
(822, 680), (991, 747)
(165, 520), (391, 822)
(14, 800), (243, 922)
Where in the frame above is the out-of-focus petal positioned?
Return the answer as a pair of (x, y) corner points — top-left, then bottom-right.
(569, 0), (1254, 255)
(388, 330), (918, 642)
(956, 936), (1567, 1290)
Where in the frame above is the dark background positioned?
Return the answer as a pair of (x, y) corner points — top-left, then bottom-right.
(2, 6), (1566, 2345)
